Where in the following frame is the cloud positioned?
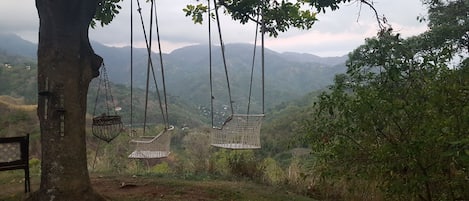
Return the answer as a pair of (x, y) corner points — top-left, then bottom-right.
(262, 0), (428, 56)
(0, 0), (38, 41)
(1, 0), (428, 57)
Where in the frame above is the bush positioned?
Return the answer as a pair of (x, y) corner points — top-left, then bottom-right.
(29, 158), (41, 175)
(262, 157), (285, 185)
(182, 130), (211, 174)
(151, 162), (171, 174)
(226, 150), (264, 180)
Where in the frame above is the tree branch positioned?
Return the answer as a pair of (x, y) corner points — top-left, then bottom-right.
(359, 0), (386, 31)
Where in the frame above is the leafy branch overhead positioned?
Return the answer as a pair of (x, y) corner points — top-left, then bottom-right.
(183, 0), (382, 37)
(90, 0), (382, 36)
(92, 0), (124, 28)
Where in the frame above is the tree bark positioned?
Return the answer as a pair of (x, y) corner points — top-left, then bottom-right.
(31, 0), (104, 200)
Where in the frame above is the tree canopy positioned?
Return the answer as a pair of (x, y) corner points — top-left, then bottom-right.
(91, 0), (384, 37)
(183, 0), (384, 37)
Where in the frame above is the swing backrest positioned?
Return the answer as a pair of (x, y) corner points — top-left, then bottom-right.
(128, 125), (174, 159)
(211, 114), (264, 149)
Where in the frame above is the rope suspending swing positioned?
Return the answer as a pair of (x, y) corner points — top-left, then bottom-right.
(209, 0), (265, 149)
(128, 0), (173, 159)
(92, 63), (124, 143)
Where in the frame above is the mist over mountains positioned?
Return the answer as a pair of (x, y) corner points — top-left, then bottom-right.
(0, 33), (347, 114)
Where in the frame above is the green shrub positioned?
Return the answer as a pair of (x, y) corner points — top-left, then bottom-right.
(226, 150), (264, 180)
(262, 157), (285, 185)
(29, 158), (41, 175)
(151, 162), (171, 174)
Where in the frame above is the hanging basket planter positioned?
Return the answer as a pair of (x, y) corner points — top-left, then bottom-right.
(92, 115), (123, 143)
(91, 63), (123, 143)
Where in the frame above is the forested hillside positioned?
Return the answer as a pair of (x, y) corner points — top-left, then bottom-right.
(96, 43), (347, 114)
(0, 33), (333, 159)
(0, 34), (344, 157)
(0, 37), (331, 159)
(0, 52), (37, 104)
(0, 33), (347, 116)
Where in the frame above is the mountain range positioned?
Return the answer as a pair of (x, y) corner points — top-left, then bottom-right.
(0, 33), (347, 119)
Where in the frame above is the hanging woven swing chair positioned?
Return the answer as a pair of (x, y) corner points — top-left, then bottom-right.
(208, 0), (265, 149)
(128, 125), (174, 159)
(211, 114), (264, 149)
(91, 63), (123, 143)
(127, 0), (172, 159)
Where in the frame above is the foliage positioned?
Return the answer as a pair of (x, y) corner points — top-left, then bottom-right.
(419, 0), (469, 55)
(208, 149), (263, 179)
(184, 0), (317, 37)
(183, 4), (208, 24)
(182, 129), (211, 173)
(0, 55), (37, 104)
(183, 0), (385, 37)
(29, 158), (41, 176)
(225, 150), (264, 179)
(209, 149), (231, 176)
(92, 0), (124, 28)
(261, 157), (285, 185)
(303, 1), (469, 199)
(261, 91), (321, 156)
(184, 0), (383, 37)
(150, 162), (171, 174)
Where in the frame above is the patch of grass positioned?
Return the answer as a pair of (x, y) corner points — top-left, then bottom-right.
(0, 95), (36, 111)
(0, 171), (23, 185)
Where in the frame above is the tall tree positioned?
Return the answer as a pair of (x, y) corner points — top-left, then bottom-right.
(32, 0), (120, 200)
(31, 0), (379, 200)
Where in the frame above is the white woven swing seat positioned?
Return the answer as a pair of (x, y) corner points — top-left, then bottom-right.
(128, 150), (170, 159)
(211, 114), (264, 149)
(128, 126), (174, 159)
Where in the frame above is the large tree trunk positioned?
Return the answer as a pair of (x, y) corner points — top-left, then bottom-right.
(31, 0), (104, 200)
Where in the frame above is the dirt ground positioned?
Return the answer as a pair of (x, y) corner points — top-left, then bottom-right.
(93, 176), (215, 201)
(0, 173), (315, 201)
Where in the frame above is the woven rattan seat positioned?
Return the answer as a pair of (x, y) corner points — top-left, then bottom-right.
(211, 114), (263, 149)
(128, 126), (174, 159)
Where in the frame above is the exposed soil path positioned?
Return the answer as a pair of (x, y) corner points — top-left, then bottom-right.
(0, 173), (314, 201)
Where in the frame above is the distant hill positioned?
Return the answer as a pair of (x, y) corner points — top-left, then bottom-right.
(0, 53), (37, 104)
(280, 52), (348, 66)
(91, 43), (347, 115)
(0, 33), (350, 158)
(0, 33), (36, 58)
(0, 33), (347, 122)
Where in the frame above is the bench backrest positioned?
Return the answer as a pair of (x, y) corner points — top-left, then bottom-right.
(0, 134), (30, 193)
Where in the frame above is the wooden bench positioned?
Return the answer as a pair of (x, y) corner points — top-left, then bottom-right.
(0, 134), (30, 193)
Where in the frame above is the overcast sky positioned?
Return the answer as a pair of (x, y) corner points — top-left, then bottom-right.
(0, 0), (428, 57)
